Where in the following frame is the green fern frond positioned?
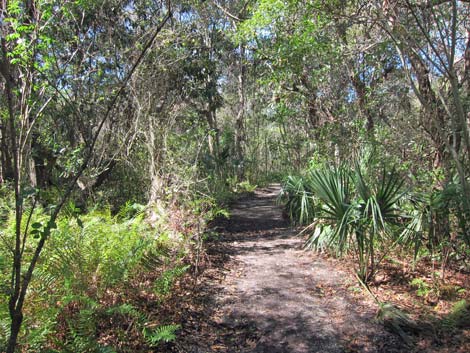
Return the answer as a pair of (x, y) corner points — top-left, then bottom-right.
(143, 324), (180, 346)
(140, 246), (169, 271)
(153, 265), (190, 296)
(105, 303), (147, 323)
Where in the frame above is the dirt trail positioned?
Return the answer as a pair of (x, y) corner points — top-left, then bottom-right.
(175, 185), (404, 353)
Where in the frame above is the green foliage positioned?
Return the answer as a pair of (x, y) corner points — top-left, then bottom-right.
(235, 180), (258, 194)
(143, 324), (180, 346)
(116, 202), (146, 220)
(440, 300), (470, 331)
(188, 196), (230, 222)
(0, 196), (193, 350)
(1, 0), (469, 350)
(106, 303), (146, 322)
(57, 298), (102, 352)
(410, 278), (432, 298)
(280, 175), (316, 225)
(42, 207), (151, 294)
(283, 156), (407, 281)
(106, 305), (180, 349)
(400, 175), (470, 263)
(284, 141), (469, 282)
(153, 265), (190, 298)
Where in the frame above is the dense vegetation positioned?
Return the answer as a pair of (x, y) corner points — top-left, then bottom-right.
(0, 0), (469, 351)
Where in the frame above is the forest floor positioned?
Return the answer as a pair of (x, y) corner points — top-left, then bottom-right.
(161, 185), (468, 353)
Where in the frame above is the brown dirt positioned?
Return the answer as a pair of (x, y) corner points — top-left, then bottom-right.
(171, 185), (407, 353)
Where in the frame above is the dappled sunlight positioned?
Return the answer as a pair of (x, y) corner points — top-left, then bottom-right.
(176, 186), (404, 352)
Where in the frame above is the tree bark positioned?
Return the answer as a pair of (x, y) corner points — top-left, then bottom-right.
(235, 43), (246, 177)
(350, 72), (374, 133)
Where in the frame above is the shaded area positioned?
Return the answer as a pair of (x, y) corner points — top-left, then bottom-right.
(171, 185), (406, 353)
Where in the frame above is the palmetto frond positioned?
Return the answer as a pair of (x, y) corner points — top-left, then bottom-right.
(280, 175), (315, 225)
(287, 162), (407, 282)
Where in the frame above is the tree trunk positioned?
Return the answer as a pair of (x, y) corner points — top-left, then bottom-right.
(0, 121), (14, 181)
(6, 311), (23, 353)
(205, 109), (220, 159)
(235, 43), (246, 178)
(350, 71), (374, 133)
(146, 117), (165, 205)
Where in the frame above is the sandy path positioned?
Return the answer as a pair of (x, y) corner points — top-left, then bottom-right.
(175, 185), (404, 353)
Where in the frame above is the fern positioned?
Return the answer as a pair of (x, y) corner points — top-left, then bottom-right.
(31, 268), (60, 294)
(105, 303), (146, 323)
(1, 201), (189, 351)
(140, 246), (169, 271)
(143, 324), (180, 346)
(56, 297), (120, 353)
(106, 303), (181, 348)
(116, 201), (146, 220)
(153, 265), (190, 297)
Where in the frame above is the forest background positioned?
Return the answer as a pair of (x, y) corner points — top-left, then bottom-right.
(0, 0), (469, 351)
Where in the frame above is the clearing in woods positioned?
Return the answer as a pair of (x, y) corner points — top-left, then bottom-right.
(175, 185), (405, 353)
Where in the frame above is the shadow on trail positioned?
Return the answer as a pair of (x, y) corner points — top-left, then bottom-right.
(171, 185), (406, 353)
(212, 310), (346, 353)
(222, 194), (289, 234)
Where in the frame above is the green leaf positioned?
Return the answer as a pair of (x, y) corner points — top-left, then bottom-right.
(31, 222), (42, 229)
(47, 221), (57, 229)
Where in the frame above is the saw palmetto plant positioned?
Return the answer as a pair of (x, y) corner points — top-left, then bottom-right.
(284, 162), (406, 282)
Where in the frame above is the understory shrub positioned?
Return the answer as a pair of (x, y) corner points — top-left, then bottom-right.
(282, 155), (470, 282)
(0, 200), (192, 351)
(282, 160), (406, 282)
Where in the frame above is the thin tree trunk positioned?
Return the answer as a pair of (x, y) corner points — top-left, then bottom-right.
(205, 109), (220, 159)
(3, 41), (24, 353)
(350, 71), (374, 133)
(235, 43), (246, 177)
